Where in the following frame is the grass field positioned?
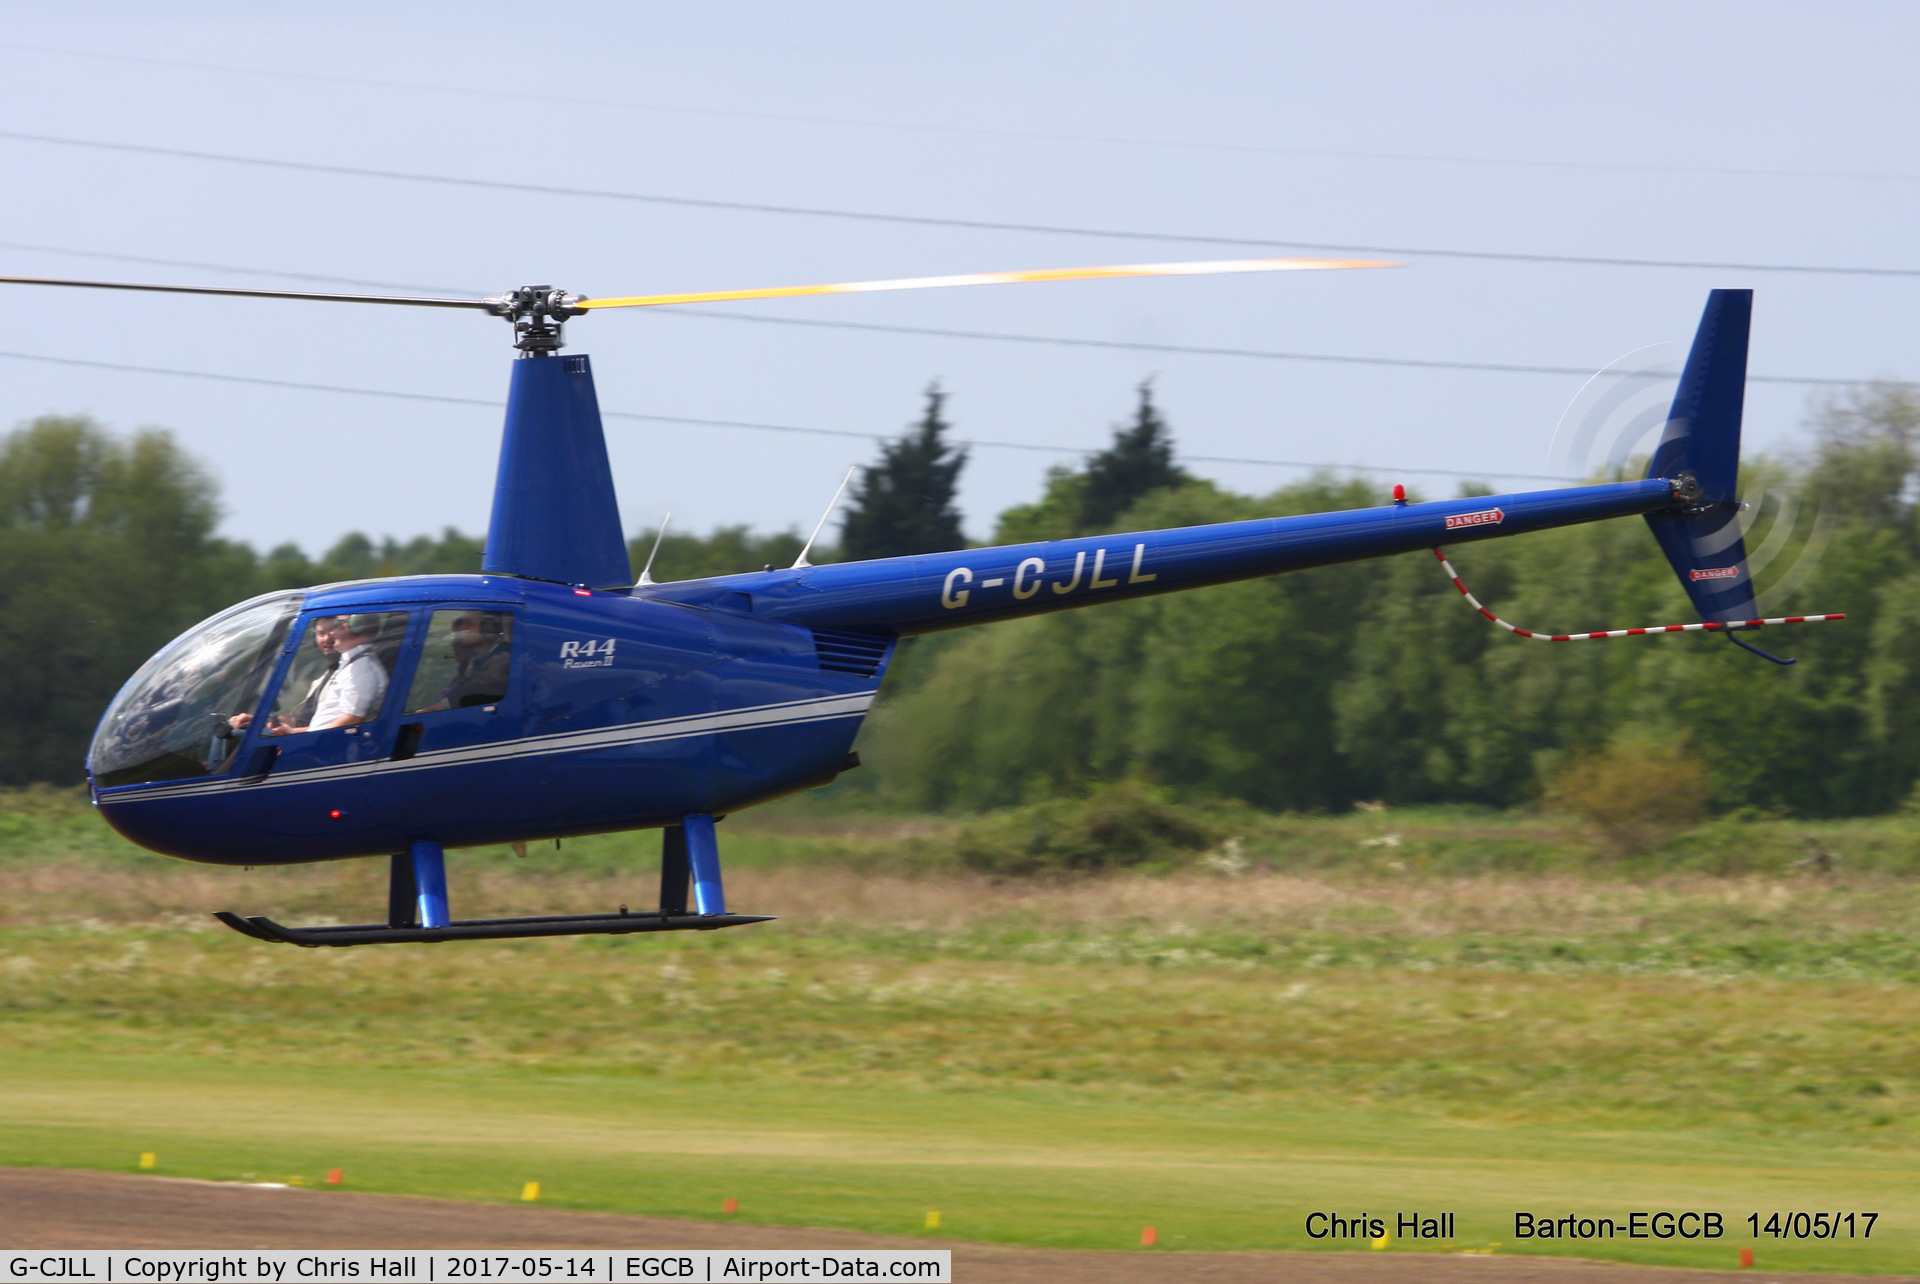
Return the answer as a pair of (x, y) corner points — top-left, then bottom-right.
(2, 789), (1918, 1273)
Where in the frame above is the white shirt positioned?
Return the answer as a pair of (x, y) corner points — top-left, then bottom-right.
(309, 643), (387, 728)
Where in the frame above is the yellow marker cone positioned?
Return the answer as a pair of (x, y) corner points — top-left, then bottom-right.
(137, 1153), (155, 1170)
(521, 1181), (541, 1202)
(924, 1211), (940, 1230)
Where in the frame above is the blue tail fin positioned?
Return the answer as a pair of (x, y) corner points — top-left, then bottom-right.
(1644, 289), (1757, 624)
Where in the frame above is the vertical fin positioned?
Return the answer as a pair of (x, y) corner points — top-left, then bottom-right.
(1644, 290), (1758, 624)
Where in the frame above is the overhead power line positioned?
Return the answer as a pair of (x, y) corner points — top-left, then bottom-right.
(2, 130), (1917, 279)
(0, 241), (1909, 389)
(657, 307), (1913, 389)
(7, 41), (1920, 186)
(0, 347), (1570, 484)
(0, 240), (475, 296)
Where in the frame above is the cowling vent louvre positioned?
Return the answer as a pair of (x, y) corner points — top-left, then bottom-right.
(811, 628), (892, 677)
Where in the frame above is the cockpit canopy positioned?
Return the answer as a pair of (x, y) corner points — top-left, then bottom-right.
(89, 591), (303, 788)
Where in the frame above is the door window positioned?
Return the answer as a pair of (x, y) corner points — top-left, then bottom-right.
(405, 610), (514, 713)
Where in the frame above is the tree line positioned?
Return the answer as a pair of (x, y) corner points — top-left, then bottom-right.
(4, 381), (1915, 818)
(861, 383), (1920, 818)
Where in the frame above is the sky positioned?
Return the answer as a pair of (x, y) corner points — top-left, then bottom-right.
(0, 1), (1913, 555)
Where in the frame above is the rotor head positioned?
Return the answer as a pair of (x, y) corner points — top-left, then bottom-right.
(482, 285), (588, 354)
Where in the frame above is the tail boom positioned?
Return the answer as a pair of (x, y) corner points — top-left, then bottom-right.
(647, 479), (1682, 635)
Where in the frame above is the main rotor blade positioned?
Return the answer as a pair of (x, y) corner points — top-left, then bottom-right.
(574, 256), (1396, 310)
(0, 274), (490, 309)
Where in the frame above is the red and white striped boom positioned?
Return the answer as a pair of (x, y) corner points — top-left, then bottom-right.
(1433, 548), (1844, 641)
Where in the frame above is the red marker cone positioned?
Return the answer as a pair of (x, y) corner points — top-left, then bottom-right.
(1739, 1247), (1754, 1269)
(723, 1198), (739, 1214)
(1141, 1226), (1157, 1247)
(325, 1169), (342, 1186)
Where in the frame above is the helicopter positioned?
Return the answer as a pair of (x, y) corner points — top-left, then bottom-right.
(0, 262), (1835, 947)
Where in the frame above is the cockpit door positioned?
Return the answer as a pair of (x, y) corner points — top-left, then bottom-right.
(363, 606), (524, 837)
(226, 609), (415, 841)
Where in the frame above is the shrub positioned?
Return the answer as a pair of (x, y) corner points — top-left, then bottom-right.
(956, 781), (1223, 877)
(1541, 741), (1711, 856)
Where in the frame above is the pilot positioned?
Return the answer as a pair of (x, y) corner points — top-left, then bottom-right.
(423, 611), (510, 711)
(238, 614), (389, 736)
(228, 616), (342, 737)
(284, 616), (344, 726)
(300, 614), (389, 731)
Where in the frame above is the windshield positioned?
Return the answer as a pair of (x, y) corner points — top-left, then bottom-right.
(90, 591), (303, 788)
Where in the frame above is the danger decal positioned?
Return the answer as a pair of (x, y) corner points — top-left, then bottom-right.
(1689, 566), (1741, 581)
(1443, 507), (1505, 531)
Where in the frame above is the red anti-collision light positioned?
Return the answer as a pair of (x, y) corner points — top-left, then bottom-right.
(329, 810), (342, 819)
(574, 589), (592, 596)
(1392, 484), (1406, 502)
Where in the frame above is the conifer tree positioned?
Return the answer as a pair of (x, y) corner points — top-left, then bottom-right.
(840, 384), (969, 560)
(1079, 379), (1189, 529)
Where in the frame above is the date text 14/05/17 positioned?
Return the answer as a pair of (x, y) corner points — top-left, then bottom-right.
(1750, 1213), (1879, 1240)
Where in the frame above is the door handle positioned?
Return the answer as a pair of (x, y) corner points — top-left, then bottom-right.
(242, 744), (279, 780)
(392, 722), (425, 762)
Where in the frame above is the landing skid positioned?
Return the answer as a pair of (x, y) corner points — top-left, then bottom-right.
(213, 908), (772, 947)
(215, 817), (760, 947)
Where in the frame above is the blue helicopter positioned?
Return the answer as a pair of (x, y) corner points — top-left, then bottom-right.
(0, 263), (1829, 946)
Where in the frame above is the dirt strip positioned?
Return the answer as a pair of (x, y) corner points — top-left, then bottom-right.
(0, 1169), (1902, 1284)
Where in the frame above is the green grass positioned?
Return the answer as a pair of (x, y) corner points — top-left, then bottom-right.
(4, 1053), (1916, 1273)
(3, 787), (1919, 1273)
(14, 780), (1920, 879)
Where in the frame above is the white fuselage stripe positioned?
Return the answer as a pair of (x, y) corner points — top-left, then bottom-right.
(99, 690), (875, 804)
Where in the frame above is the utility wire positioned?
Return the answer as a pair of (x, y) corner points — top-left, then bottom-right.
(0, 347), (1570, 483)
(2, 129), (1917, 279)
(0, 241), (1909, 389)
(7, 41), (1920, 185)
(658, 307), (1915, 389)
(0, 241), (475, 296)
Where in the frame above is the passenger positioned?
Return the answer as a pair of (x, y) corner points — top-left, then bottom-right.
(423, 611), (510, 711)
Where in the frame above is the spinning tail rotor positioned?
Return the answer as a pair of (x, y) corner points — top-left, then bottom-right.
(1445, 288), (1843, 664)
